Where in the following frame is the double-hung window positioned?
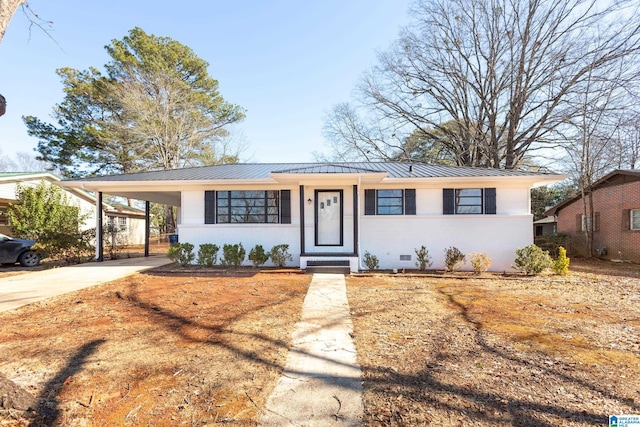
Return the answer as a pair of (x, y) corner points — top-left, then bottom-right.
(631, 209), (640, 230)
(443, 188), (496, 215)
(364, 189), (416, 215)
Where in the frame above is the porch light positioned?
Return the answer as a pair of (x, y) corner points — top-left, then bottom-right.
(307, 198), (312, 205)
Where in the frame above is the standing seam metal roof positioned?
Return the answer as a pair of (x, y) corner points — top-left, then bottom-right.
(66, 162), (558, 182)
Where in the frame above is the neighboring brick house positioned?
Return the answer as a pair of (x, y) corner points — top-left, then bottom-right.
(545, 170), (640, 262)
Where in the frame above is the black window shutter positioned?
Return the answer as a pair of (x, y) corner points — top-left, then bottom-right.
(204, 191), (215, 224)
(594, 212), (600, 232)
(405, 189), (416, 215)
(365, 189), (376, 215)
(484, 188), (496, 214)
(443, 189), (455, 215)
(280, 190), (291, 224)
(576, 214), (582, 231)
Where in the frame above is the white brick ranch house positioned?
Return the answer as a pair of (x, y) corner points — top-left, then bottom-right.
(61, 162), (565, 272)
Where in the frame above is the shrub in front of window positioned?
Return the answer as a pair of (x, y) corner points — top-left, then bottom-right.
(552, 246), (570, 275)
(167, 242), (195, 267)
(470, 252), (492, 274)
(415, 245), (433, 271)
(444, 246), (466, 272)
(197, 243), (219, 266)
(363, 251), (379, 271)
(221, 243), (246, 267)
(249, 244), (269, 267)
(513, 244), (552, 275)
(269, 244), (292, 267)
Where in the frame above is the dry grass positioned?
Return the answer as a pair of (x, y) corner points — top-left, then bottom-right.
(1, 259), (639, 426)
(347, 259), (640, 426)
(0, 271), (311, 426)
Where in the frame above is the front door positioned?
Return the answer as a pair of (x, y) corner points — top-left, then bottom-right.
(315, 190), (343, 246)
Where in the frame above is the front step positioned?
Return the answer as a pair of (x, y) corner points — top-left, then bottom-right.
(305, 260), (351, 275)
(305, 266), (351, 274)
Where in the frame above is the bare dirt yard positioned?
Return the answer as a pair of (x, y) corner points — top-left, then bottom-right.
(0, 258), (638, 426)
(0, 269), (311, 426)
(347, 258), (640, 426)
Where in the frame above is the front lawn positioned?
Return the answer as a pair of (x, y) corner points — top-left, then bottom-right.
(347, 259), (640, 426)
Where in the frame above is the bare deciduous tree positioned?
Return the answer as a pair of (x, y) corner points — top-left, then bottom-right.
(0, 0), (26, 116)
(562, 48), (638, 256)
(324, 0), (640, 169)
(0, 0), (25, 42)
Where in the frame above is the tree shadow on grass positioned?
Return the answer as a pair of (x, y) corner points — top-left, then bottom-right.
(356, 283), (637, 426)
(28, 339), (105, 427)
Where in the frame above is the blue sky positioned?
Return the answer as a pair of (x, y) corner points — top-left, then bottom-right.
(0, 0), (412, 165)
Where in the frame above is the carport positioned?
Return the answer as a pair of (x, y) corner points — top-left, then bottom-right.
(60, 175), (181, 262)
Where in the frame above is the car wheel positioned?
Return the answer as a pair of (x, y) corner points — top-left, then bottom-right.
(19, 250), (40, 267)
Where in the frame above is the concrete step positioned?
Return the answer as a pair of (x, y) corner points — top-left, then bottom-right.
(305, 265), (351, 275)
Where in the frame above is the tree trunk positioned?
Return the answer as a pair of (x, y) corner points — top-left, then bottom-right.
(0, 0), (26, 43)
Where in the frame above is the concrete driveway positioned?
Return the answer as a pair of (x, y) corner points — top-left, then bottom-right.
(0, 255), (171, 312)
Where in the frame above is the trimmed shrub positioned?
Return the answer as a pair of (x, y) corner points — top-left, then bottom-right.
(444, 246), (466, 272)
(249, 244), (269, 267)
(363, 251), (379, 271)
(269, 244), (292, 267)
(513, 244), (552, 275)
(415, 245), (433, 271)
(221, 243), (246, 267)
(197, 243), (219, 266)
(470, 252), (492, 274)
(167, 242), (195, 267)
(552, 246), (570, 275)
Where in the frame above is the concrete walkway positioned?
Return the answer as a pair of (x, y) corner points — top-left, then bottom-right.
(0, 255), (171, 312)
(260, 273), (364, 426)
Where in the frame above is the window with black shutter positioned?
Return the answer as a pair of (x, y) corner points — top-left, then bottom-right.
(364, 189), (415, 215)
(205, 190), (289, 224)
(443, 188), (496, 214)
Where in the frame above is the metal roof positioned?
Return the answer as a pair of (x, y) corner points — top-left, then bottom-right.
(67, 162), (557, 182)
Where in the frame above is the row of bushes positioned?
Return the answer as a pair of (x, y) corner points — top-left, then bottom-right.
(364, 244), (570, 276)
(170, 241), (570, 276)
(168, 243), (293, 268)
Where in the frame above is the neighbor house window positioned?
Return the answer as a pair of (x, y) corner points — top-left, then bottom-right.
(443, 188), (496, 215)
(364, 189), (416, 215)
(631, 209), (640, 230)
(577, 212), (600, 232)
(204, 190), (291, 224)
(107, 216), (127, 231)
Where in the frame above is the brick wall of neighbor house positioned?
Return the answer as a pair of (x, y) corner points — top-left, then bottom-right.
(557, 181), (640, 262)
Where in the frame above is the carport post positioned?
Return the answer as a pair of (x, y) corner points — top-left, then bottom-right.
(96, 191), (104, 262)
(144, 201), (150, 257)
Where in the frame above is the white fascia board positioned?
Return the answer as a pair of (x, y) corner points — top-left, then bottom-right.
(269, 172), (388, 185)
(0, 172), (60, 183)
(380, 174), (568, 187)
(60, 178), (279, 192)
